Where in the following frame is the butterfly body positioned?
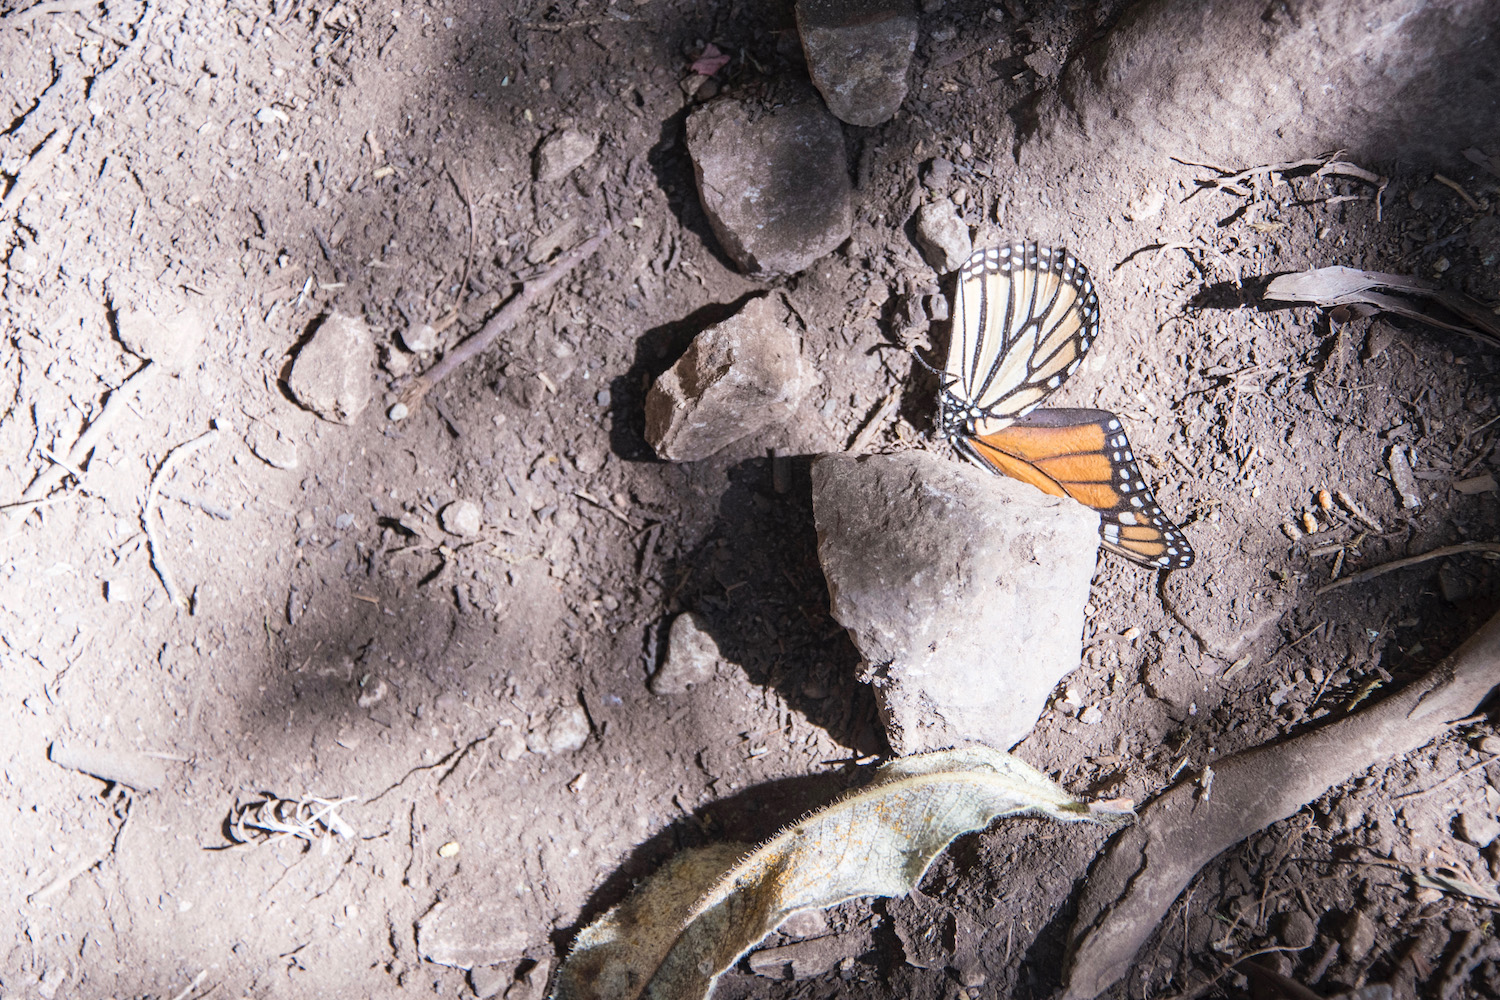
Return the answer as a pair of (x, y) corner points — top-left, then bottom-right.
(939, 242), (1194, 571)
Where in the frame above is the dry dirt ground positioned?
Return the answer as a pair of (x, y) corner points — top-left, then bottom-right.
(3, 0), (1500, 998)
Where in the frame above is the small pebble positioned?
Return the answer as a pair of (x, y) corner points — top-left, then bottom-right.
(388, 402), (409, 421)
(401, 323), (438, 353)
(440, 500), (482, 536)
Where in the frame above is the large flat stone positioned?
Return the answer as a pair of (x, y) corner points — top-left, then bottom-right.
(797, 0), (918, 127)
(1029, 0), (1500, 167)
(811, 451), (1099, 754)
(685, 95), (853, 278)
(645, 296), (816, 462)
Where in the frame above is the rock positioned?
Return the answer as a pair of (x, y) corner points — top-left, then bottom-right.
(245, 422), (298, 470)
(288, 313), (371, 424)
(796, 0), (918, 126)
(440, 499), (482, 536)
(1027, 0), (1500, 169)
(749, 932), (868, 980)
(534, 128), (598, 183)
(401, 322), (438, 353)
(685, 95), (853, 277)
(115, 300), (204, 374)
(651, 612), (723, 694)
(645, 296), (816, 462)
(504, 956), (551, 1000)
(1276, 910), (1317, 950)
(469, 965), (508, 999)
(416, 899), (529, 970)
(496, 726), (528, 761)
(525, 704), (590, 755)
(1341, 910), (1376, 963)
(922, 157), (954, 190)
(912, 200), (971, 273)
(48, 739), (167, 791)
(1455, 809), (1500, 848)
(811, 451), (1099, 754)
(103, 577), (134, 603)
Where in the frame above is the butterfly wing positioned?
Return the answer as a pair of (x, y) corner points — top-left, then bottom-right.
(957, 408), (1195, 570)
(941, 242), (1100, 433)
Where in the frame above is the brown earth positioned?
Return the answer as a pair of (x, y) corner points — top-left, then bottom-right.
(3, 0), (1500, 998)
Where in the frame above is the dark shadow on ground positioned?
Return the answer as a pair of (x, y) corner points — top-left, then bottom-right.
(654, 455), (882, 755)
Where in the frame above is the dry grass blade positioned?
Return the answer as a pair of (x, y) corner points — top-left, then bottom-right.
(1264, 265), (1500, 347)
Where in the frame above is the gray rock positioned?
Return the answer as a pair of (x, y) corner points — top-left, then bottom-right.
(1341, 910), (1376, 963)
(440, 499), (482, 536)
(645, 296), (816, 462)
(912, 201), (971, 273)
(749, 932), (868, 980)
(469, 965), (508, 999)
(1456, 809), (1500, 848)
(288, 313), (371, 424)
(921, 157), (954, 190)
(1027, 0), (1500, 170)
(1276, 910), (1317, 950)
(104, 577), (135, 603)
(401, 322), (438, 353)
(652, 612), (723, 694)
(811, 451), (1099, 754)
(534, 128), (598, 183)
(525, 704), (590, 755)
(245, 422), (299, 470)
(416, 899), (530, 970)
(686, 96), (853, 277)
(797, 0), (918, 126)
(115, 300), (204, 374)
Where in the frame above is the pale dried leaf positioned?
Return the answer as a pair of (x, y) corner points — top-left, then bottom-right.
(551, 746), (1131, 1000)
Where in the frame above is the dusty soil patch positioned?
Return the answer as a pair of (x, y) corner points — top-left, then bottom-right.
(3, 0), (1500, 998)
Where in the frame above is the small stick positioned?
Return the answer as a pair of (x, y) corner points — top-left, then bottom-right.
(1433, 173), (1482, 211)
(169, 970), (207, 1000)
(0, 127), (72, 219)
(40, 447), (87, 484)
(447, 160), (477, 309)
(144, 428), (219, 608)
(1315, 542), (1500, 596)
(393, 227), (610, 413)
(5, 362), (157, 524)
(4, 0), (97, 23)
(1393, 753), (1499, 801)
(847, 388), (900, 453)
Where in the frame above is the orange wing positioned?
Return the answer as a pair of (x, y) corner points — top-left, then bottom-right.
(956, 408), (1194, 570)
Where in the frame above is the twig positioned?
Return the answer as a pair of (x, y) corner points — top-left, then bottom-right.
(1, 127), (72, 220)
(847, 388), (900, 453)
(1062, 608), (1500, 1000)
(392, 227), (610, 413)
(169, 970), (207, 1000)
(1393, 753), (1500, 801)
(3, 0), (96, 27)
(1315, 542), (1500, 595)
(40, 447), (86, 484)
(89, 0), (154, 92)
(1433, 173), (1482, 211)
(144, 428), (220, 609)
(447, 160), (477, 311)
(5, 362), (157, 526)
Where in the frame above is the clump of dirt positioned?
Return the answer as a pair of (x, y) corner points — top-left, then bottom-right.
(3, 0), (1499, 998)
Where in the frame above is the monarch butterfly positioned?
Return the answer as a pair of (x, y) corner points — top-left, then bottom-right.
(938, 242), (1194, 570)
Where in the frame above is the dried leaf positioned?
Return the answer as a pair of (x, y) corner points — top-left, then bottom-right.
(1263, 266), (1500, 346)
(551, 747), (1130, 1000)
(1413, 868), (1500, 905)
